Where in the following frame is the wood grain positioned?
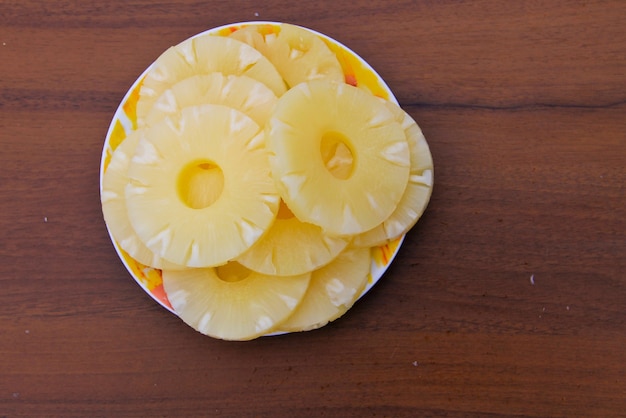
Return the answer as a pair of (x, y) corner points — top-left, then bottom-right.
(1, 1), (625, 416)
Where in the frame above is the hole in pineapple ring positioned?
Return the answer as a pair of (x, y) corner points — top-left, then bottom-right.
(320, 131), (355, 180)
(215, 261), (252, 283)
(177, 160), (224, 210)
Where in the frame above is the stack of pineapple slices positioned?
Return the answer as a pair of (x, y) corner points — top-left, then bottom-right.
(101, 23), (433, 340)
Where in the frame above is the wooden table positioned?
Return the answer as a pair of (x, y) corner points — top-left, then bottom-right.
(2, 1), (625, 416)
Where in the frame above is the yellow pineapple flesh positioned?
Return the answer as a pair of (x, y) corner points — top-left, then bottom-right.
(279, 247), (371, 332)
(231, 23), (344, 88)
(141, 73), (278, 128)
(267, 79), (410, 236)
(236, 199), (350, 276)
(125, 104), (279, 267)
(136, 35), (286, 123)
(353, 101), (434, 247)
(162, 262), (311, 340)
(101, 131), (185, 270)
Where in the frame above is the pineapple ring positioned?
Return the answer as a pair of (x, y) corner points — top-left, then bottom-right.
(267, 79), (411, 236)
(141, 73), (278, 128)
(279, 247), (371, 332)
(163, 263), (311, 341)
(136, 34), (287, 124)
(230, 23), (344, 88)
(353, 101), (434, 247)
(101, 131), (186, 270)
(235, 200), (351, 276)
(126, 104), (280, 267)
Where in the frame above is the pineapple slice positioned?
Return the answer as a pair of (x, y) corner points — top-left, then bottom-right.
(230, 23), (344, 88)
(125, 104), (280, 267)
(236, 199), (350, 276)
(267, 79), (411, 236)
(141, 73), (278, 128)
(280, 247), (371, 332)
(353, 101), (434, 247)
(136, 34), (287, 123)
(162, 262), (311, 340)
(101, 131), (185, 270)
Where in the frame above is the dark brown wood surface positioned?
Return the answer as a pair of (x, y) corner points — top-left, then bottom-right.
(1, 1), (625, 416)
